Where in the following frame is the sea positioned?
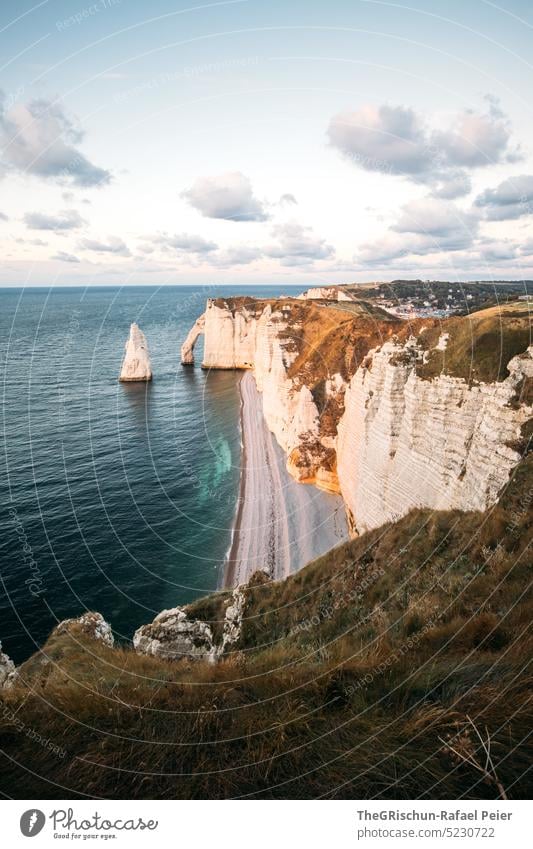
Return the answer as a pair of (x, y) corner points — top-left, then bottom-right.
(0, 284), (293, 663)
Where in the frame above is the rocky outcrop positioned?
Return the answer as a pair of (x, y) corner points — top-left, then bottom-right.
(298, 286), (355, 301)
(133, 587), (246, 663)
(220, 587), (246, 653)
(337, 341), (533, 533)
(0, 642), (16, 689)
(133, 607), (216, 662)
(119, 323), (152, 382)
(55, 612), (114, 647)
(180, 313), (205, 364)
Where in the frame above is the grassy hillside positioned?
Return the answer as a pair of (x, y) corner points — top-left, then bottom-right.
(1, 455), (531, 800)
(417, 302), (532, 383)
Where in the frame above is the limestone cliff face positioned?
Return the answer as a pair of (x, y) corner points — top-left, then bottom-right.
(119, 323), (152, 382)
(183, 298), (532, 527)
(298, 285), (355, 302)
(181, 313), (205, 364)
(337, 340), (533, 533)
(188, 298), (341, 491)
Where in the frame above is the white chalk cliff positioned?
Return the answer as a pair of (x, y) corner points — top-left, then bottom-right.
(336, 340), (533, 533)
(119, 323), (152, 382)
(185, 298), (338, 490)
(181, 313), (205, 364)
(298, 285), (355, 301)
(183, 298), (532, 532)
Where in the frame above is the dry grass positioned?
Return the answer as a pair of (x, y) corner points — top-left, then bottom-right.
(417, 303), (531, 383)
(1, 455), (531, 800)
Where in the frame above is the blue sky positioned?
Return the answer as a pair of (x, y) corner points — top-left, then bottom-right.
(1, 0), (533, 285)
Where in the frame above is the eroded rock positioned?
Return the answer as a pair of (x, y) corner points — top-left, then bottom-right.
(119, 323), (152, 382)
(55, 612), (114, 647)
(133, 608), (216, 662)
(0, 642), (16, 689)
(133, 586), (246, 663)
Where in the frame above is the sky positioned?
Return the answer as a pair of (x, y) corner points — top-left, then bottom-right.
(1, 0), (533, 286)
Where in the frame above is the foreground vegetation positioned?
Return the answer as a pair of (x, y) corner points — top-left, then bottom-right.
(1, 452), (531, 799)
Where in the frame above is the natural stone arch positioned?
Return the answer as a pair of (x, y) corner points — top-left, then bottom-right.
(180, 313), (205, 364)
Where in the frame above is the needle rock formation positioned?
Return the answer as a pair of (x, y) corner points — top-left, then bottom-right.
(119, 323), (152, 382)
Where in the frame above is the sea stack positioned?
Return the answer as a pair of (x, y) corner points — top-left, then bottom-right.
(119, 323), (152, 382)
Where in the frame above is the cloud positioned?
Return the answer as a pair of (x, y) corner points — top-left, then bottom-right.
(431, 171), (472, 200)
(212, 245), (262, 266)
(392, 198), (478, 248)
(52, 251), (80, 263)
(328, 104), (432, 175)
(474, 174), (533, 220)
(182, 171), (268, 221)
(519, 239), (533, 257)
(16, 237), (48, 246)
(0, 92), (111, 187)
(279, 193), (298, 206)
(148, 232), (218, 253)
(328, 99), (520, 198)
(24, 209), (86, 230)
(264, 221), (334, 263)
(358, 198), (478, 263)
(479, 240), (518, 261)
(79, 236), (131, 256)
(0, 211), (8, 221)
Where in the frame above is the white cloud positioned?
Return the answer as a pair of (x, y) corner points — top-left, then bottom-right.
(52, 251), (80, 263)
(181, 171), (268, 221)
(212, 244), (262, 266)
(328, 99), (520, 198)
(392, 198), (478, 247)
(24, 209), (86, 230)
(79, 236), (131, 256)
(279, 193), (298, 206)
(474, 174), (533, 220)
(358, 198), (478, 263)
(17, 237), (47, 246)
(0, 92), (111, 187)
(479, 240), (518, 261)
(147, 232), (218, 253)
(264, 221), (334, 262)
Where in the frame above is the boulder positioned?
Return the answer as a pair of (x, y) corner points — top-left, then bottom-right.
(133, 608), (216, 663)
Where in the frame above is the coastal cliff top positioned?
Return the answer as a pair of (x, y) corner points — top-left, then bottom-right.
(3, 453), (531, 799)
(210, 295), (531, 386)
(417, 301), (532, 383)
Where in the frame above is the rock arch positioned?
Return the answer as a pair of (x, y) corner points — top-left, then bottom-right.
(180, 313), (205, 365)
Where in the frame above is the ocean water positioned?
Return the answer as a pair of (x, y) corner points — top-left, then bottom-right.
(0, 284), (290, 663)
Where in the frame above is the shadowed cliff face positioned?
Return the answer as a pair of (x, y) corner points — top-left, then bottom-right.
(183, 298), (532, 530)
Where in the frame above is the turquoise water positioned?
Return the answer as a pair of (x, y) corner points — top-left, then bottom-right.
(0, 284), (289, 662)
